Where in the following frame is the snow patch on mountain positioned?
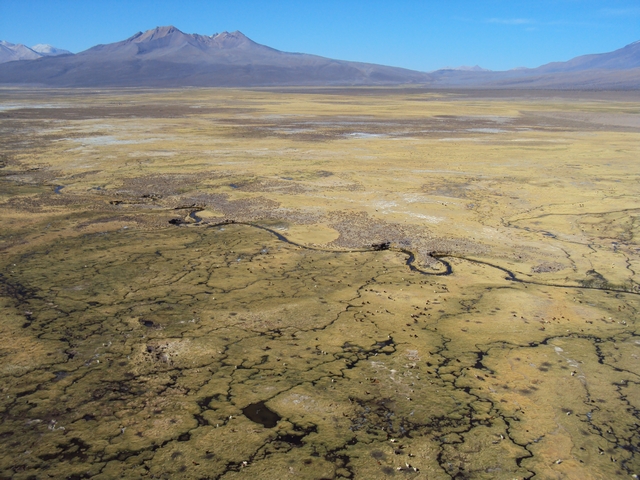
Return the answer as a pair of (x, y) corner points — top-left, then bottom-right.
(0, 41), (41, 63)
(0, 41), (72, 63)
(31, 44), (72, 56)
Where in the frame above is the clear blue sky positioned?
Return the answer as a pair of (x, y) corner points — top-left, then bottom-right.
(1, 0), (639, 71)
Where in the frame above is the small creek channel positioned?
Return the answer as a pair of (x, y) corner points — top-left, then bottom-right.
(169, 219), (639, 296)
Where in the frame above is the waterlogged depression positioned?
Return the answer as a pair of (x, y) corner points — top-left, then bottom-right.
(0, 87), (639, 479)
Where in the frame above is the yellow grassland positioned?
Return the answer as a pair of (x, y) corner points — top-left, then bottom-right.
(0, 88), (638, 479)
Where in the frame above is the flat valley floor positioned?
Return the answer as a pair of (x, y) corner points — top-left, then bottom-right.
(0, 87), (639, 479)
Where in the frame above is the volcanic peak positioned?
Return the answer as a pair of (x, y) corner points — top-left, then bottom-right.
(124, 26), (252, 47)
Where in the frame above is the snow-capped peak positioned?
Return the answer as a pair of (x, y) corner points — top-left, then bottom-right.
(31, 44), (72, 56)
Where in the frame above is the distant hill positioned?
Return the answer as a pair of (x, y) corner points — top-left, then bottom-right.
(0, 41), (70, 63)
(0, 41), (42, 63)
(0, 27), (638, 89)
(533, 40), (640, 73)
(0, 26), (431, 87)
(430, 40), (640, 89)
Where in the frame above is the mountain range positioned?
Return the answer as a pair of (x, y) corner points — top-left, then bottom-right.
(0, 26), (638, 89)
(0, 41), (71, 63)
(430, 39), (640, 89)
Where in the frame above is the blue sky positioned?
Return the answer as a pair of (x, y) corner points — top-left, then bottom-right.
(1, 0), (639, 71)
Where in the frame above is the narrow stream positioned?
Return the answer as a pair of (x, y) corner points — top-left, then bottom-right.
(188, 210), (203, 224)
(177, 220), (640, 296)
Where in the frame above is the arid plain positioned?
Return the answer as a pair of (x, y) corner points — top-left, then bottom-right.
(1, 87), (639, 479)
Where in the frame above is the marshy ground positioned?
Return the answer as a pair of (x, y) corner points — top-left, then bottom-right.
(0, 87), (639, 479)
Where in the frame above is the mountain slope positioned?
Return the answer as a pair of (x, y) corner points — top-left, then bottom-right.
(0, 27), (638, 89)
(533, 40), (640, 74)
(0, 41), (71, 63)
(429, 39), (640, 89)
(0, 41), (41, 63)
(0, 26), (431, 87)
